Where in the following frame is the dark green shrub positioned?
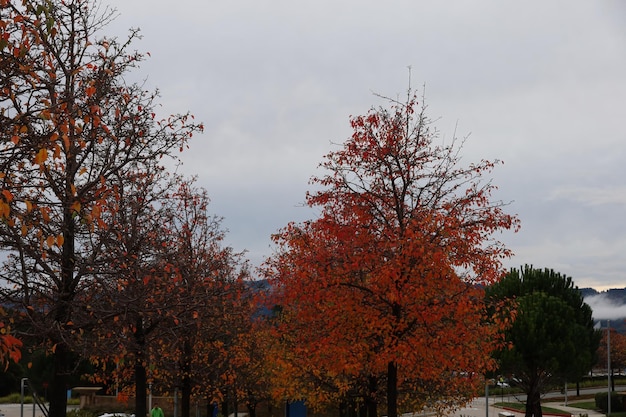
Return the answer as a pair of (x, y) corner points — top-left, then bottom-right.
(594, 391), (624, 412)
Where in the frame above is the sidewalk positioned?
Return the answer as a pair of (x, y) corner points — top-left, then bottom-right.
(445, 398), (605, 417)
(0, 403), (49, 417)
(0, 403), (79, 417)
(542, 401), (605, 417)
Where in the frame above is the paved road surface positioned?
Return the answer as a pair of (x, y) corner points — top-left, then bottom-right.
(0, 396), (610, 417)
(0, 403), (48, 417)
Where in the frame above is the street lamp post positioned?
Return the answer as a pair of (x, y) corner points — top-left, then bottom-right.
(485, 381), (489, 417)
(606, 320), (611, 417)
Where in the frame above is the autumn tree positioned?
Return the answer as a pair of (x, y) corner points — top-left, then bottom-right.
(86, 167), (180, 417)
(485, 266), (601, 417)
(228, 324), (275, 417)
(83, 173), (250, 417)
(596, 327), (626, 391)
(156, 180), (250, 417)
(0, 2), (202, 416)
(263, 90), (519, 417)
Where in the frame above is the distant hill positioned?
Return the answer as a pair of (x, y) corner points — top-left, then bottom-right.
(249, 280), (626, 333)
(580, 287), (626, 303)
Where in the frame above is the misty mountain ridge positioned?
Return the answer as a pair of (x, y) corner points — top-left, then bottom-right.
(248, 280), (626, 332)
(580, 287), (626, 333)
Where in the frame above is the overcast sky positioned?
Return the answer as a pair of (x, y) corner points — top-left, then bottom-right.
(104, 1), (626, 291)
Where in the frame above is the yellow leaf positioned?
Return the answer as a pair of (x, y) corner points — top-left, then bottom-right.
(34, 148), (48, 165)
(56, 235), (64, 247)
(46, 235), (55, 248)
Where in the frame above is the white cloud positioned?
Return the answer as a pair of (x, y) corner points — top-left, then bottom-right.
(585, 294), (626, 321)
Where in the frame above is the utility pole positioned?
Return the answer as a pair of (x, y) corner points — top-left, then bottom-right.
(606, 320), (611, 417)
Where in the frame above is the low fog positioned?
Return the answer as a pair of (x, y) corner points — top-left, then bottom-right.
(585, 293), (626, 321)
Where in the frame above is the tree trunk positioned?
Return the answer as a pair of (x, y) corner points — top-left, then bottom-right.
(135, 318), (147, 417)
(49, 343), (69, 417)
(358, 375), (378, 417)
(135, 361), (147, 417)
(48, 172), (77, 417)
(221, 396), (229, 417)
(181, 339), (192, 417)
(611, 369), (615, 392)
(525, 388), (542, 417)
(387, 361), (397, 417)
(246, 402), (257, 417)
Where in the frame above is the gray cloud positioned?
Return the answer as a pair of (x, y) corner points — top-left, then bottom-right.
(106, 0), (626, 288)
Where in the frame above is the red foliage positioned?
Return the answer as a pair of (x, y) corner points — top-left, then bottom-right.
(263, 93), (519, 416)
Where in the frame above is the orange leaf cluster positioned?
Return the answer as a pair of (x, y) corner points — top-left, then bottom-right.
(262, 92), (519, 415)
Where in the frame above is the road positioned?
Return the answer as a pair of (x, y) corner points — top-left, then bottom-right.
(0, 387), (622, 417)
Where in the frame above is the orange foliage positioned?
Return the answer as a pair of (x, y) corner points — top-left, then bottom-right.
(262, 92), (519, 416)
(598, 326), (626, 371)
(0, 331), (22, 367)
(0, 310), (21, 368)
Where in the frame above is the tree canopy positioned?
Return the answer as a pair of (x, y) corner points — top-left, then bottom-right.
(262, 90), (519, 417)
(0, 1), (202, 415)
(485, 265), (601, 417)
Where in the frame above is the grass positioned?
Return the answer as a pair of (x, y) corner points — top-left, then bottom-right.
(0, 394), (33, 404)
(502, 399), (626, 417)
(0, 394), (80, 405)
(495, 402), (570, 416)
(568, 401), (598, 410)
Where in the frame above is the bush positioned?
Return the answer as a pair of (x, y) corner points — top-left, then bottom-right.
(0, 394), (33, 404)
(594, 391), (624, 412)
(68, 410), (97, 417)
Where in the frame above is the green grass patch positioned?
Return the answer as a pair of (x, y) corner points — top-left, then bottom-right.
(496, 402), (569, 415)
(0, 394), (34, 404)
(567, 401), (597, 410)
(0, 394), (79, 405)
